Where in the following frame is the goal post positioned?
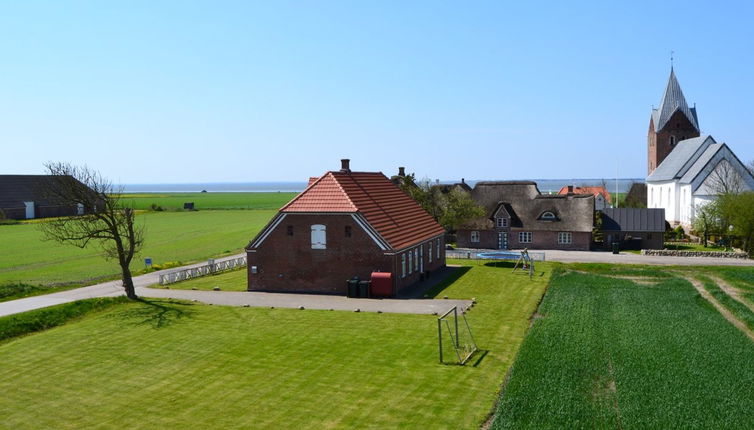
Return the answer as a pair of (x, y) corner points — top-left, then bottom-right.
(438, 306), (478, 365)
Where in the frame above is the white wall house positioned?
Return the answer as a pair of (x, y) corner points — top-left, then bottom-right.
(647, 135), (754, 227)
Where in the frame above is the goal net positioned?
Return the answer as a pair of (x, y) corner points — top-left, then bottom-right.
(437, 306), (478, 365)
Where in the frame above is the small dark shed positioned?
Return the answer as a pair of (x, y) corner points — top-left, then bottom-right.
(0, 175), (92, 220)
(600, 208), (665, 250)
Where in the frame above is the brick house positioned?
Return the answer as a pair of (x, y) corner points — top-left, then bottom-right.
(246, 160), (446, 296)
(0, 175), (91, 220)
(456, 181), (594, 251)
(557, 185), (612, 210)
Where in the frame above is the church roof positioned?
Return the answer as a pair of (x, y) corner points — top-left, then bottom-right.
(646, 135), (715, 182)
(651, 69), (699, 133)
(679, 143), (724, 184)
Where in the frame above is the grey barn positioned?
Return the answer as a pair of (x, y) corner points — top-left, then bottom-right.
(0, 175), (90, 220)
(600, 208), (666, 250)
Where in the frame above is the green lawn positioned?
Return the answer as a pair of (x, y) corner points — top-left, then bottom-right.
(0, 210), (275, 295)
(120, 192), (297, 210)
(155, 267), (248, 291)
(491, 264), (754, 429)
(0, 260), (550, 429)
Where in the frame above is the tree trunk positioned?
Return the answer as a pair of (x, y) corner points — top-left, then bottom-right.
(120, 263), (138, 299)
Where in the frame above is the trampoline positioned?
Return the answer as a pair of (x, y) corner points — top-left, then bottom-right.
(476, 249), (536, 278)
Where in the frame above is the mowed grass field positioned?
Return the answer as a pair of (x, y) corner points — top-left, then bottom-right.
(0, 193), (295, 295)
(0, 210), (274, 287)
(120, 192), (297, 210)
(491, 264), (754, 429)
(0, 260), (551, 429)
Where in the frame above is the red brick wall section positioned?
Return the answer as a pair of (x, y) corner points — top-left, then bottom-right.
(648, 111), (700, 174)
(392, 235), (445, 294)
(247, 213), (446, 295)
(457, 229), (591, 251)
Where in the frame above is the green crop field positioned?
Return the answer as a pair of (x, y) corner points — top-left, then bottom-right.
(0, 260), (550, 429)
(120, 192), (297, 210)
(490, 264), (754, 429)
(0, 210), (276, 297)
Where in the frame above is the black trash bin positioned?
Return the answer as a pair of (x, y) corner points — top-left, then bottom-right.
(358, 281), (370, 298)
(347, 277), (360, 297)
(612, 243), (620, 254)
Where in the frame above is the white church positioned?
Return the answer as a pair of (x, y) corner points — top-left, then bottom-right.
(645, 69), (754, 227)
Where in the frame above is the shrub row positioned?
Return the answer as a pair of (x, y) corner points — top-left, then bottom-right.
(0, 297), (130, 343)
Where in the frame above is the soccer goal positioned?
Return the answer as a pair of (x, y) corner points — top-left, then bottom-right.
(437, 306), (478, 365)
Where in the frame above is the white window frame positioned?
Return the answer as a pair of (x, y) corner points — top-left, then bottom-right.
(518, 232), (532, 243)
(414, 248), (419, 271)
(436, 238), (440, 259)
(429, 242), (433, 263)
(408, 250), (412, 274)
(557, 232), (572, 245)
(470, 231), (480, 243)
(496, 217), (508, 228)
(401, 253), (406, 278)
(311, 224), (326, 249)
(540, 212), (556, 221)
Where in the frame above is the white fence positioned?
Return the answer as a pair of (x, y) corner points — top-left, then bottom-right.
(158, 256), (247, 285)
(446, 250), (546, 261)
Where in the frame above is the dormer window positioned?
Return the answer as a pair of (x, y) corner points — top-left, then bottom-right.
(496, 217), (508, 228)
(539, 211), (558, 221)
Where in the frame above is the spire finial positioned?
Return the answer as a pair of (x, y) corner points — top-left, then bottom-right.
(670, 50), (674, 70)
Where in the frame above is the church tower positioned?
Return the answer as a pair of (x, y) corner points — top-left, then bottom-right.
(647, 69), (700, 174)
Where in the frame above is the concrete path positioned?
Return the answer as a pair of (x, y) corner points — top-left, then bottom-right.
(0, 254), (245, 318)
(0, 253), (468, 317)
(541, 250), (754, 266)
(142, 288), (470, 315)
(452, 248), (754, 266)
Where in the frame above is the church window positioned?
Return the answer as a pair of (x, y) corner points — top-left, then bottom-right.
(669, 136), (676, 146)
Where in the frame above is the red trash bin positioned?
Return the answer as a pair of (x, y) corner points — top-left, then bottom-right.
(370, 272), (393, 298)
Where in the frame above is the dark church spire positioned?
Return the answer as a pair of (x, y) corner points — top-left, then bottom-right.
(651, 68), (699, 133)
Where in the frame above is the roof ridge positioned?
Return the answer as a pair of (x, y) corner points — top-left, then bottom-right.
(335, 172), (400, 227)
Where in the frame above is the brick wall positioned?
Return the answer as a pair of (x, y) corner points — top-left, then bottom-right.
(457, 228), (591, 250)
(247, 213), (445, 295)
(648, 111), (699, 174)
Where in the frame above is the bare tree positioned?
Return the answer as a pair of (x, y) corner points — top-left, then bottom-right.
(38, 162), (144, 299)
(706, 159), (745, 195)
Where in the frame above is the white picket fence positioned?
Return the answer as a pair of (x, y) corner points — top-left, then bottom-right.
(158, 256), (247, 285)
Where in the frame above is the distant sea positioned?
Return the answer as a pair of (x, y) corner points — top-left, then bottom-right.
(121, 178), (643, 194)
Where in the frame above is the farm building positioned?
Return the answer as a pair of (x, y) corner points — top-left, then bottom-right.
(557, 185), (612, 210)
(600, 208), (666, 250)
(246, 160), (446, 296)
(0, 175), (92, 220)
(456, 181), (594, 251)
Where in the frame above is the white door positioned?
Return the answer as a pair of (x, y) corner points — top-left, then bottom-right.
(24, 202), (35, 219)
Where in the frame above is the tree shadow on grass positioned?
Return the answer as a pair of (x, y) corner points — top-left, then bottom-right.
(110, 298), (196, 329)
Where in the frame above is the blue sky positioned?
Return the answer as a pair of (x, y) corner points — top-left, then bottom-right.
(1, 1), (753, 183)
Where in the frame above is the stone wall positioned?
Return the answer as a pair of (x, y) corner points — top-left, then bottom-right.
(641, 249), (749, 259)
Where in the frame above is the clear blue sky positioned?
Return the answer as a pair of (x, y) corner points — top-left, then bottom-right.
(2, 1), (753, 183)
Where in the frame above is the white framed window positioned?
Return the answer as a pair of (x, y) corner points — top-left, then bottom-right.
(408, 251), (412, 274)
(429, 242), (433, 263)
(470, 231), (480, 243)
(401, 253), (406, 278)
(518, 232), (532, 243)
(414, 248), (419, 271)
(311, 224), (326, 249)
(496, 217), (508, 228)
(539, 211), (557, 221)
(436, 238), (440, 259)
(557, 232), (572, 245)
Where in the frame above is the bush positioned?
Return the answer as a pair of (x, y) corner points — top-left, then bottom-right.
(149, 203), (164, 212)
(0, 283), (47, 300)
(0, 297), (129, 342)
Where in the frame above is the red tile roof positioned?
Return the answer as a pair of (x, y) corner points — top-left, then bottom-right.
(281, 171), (444, 250)
(558, 186), (612, 203)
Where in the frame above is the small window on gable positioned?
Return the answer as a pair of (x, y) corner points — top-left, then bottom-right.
(311, 224), (326, 249)
(539, 211), (558, 221)
(471, 231), (480, 242)
(345, 226), (352, 237)
(286, 225), (294, 236)
(670, 136), (676, 146)
(496, 217), (508, 228)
